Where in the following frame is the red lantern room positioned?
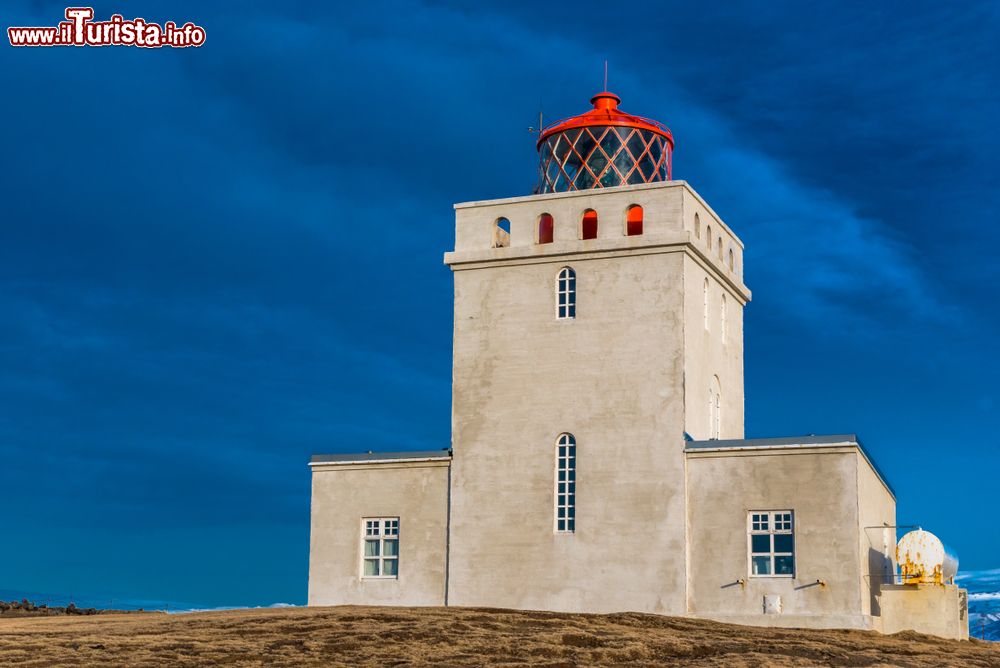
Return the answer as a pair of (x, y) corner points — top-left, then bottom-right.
(535, 91), (674, 193)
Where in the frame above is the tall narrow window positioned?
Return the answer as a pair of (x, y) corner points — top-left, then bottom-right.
(555, 433), (576, 532)
(557, 267), (576, 319)
(717, 237), (723, 260)
(361, 518), (399, 578)
(694, 212), (701, 239)
(537, 213), (554, 244)
(728, 248), (735, 271)
(625, 205), (643, 236)
(749, 511), (795, 577)
(492, 217), (510, 248)
(721, 294), (727, 343)
(581, 209), (598, 240)
(703, 279), (709, 330)
(707, 226), (712, 251)
(710, 376), (721, 439)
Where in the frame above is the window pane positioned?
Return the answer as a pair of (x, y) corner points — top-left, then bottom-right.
(364, 559), (380, 576)
(383, 539), (398, 557)
(752, 556), (771, 575)
(364, 539), (380, 557)
(775, 555), (794, 575)
(383, 559), (398, 576)
(773, 534), (794, 553)
(751, 534), (771, 553)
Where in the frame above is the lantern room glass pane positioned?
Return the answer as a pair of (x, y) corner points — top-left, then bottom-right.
(626, 130), (646, 161)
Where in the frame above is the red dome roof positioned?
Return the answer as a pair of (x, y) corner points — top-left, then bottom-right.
(537, 91), (674, 149)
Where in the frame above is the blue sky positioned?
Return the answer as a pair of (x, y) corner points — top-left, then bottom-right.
(1, 1), (997, 606)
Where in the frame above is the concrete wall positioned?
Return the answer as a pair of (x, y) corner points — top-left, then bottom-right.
(685, 446), (878, 629)
(444, 182), (750, 615)
(682, 253), (745, 441)
(307, 460), (450, 606)
(856, 451), (896, 616)
(880, 584), (969, 640)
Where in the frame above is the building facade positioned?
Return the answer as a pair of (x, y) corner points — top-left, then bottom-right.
(307, 92), (967, 638)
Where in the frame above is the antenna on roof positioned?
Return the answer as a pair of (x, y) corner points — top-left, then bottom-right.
(527, 101), (543, 134)
(603, 60), (608, 91)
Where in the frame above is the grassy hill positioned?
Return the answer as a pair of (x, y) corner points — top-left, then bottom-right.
(0, 605), (996, 666)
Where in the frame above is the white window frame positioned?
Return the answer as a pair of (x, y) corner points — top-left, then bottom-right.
(360, 517), (399, 579)
(555, 433), (576, 532)
(556, 267), (576, 320)
(748, 511), (795, 578)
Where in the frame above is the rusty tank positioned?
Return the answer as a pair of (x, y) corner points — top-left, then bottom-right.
(896, 529), (959, 584)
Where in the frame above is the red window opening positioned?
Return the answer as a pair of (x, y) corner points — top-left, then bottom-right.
(626, 205), (643, 236)
(538, 213), (554, 244)
(581, 209), (598, 240)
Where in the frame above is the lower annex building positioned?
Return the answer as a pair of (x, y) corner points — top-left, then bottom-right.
(307, 91), (968, 639)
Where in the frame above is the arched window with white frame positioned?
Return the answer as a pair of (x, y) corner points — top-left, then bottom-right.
(556, 267), (576, 319)
(710, 376), (722, 439)
(555, 433), (576, 532)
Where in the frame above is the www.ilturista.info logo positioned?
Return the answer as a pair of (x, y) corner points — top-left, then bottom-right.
(8, 8), (206, 48)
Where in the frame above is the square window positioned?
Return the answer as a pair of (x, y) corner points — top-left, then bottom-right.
(361, 518), (399, 579)
(749, 511), (794, 578)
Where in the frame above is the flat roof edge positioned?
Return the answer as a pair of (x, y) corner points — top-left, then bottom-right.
(684, 434), (895, 499)
(309, 450), (452, 466)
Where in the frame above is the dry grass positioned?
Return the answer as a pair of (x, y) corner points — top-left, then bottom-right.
(0, 605), (996, 667)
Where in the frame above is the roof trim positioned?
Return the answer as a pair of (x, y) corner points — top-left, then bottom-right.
(685, 434), (895, 499)
(309, 449), (452, 467)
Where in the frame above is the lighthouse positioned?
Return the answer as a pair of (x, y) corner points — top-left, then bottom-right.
(306, 89), (967, 640)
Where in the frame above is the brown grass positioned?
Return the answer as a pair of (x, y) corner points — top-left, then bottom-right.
(0, 605), (996, 667)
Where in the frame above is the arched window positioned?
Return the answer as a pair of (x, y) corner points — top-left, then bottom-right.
(710, 376), (722, 439)
(728, 248), (734, 271)
(721, 294), (727, 343)
(555, 433), (576, 532)
(703, 278), (709, 330)
(707, 226), (712, 251)
(625, 205), (643, 236)
(694, 212), (701, 239)
(557, 267), (576, 319)
(581, 209), (598, 240)
(717, 237), (723, 260)
(537, 213), (554, 245)
(492, 217), (510, 248)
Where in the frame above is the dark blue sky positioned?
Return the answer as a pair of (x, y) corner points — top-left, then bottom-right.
(2, 1), (997, 606)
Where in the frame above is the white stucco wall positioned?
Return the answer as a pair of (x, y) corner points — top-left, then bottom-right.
(444, 182), (749, 614)
(307, 459), (450, 607)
